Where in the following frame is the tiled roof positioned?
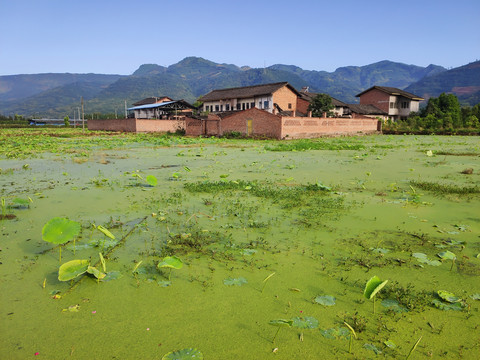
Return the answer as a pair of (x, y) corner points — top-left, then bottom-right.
(346, 104), (387, 115)
(355, 86), (424, 100)
(132, 96), (173, 106)
(299, 91), (348, 107)
(199, 82), (300, 102)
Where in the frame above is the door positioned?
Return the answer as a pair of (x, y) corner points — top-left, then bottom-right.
(247, 119), (253, 136)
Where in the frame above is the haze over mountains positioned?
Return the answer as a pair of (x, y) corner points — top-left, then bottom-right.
(0, 57), (479, 117)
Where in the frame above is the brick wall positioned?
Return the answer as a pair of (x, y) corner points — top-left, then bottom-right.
(220, 108), (281, 138)
(280, 116), (380, 139)
(87, 119), (185, 133)
(88, 119), (137, 132)
(136, 119), (185, 133)
(359, 88), (390, 113)
(296, 97), (310, 115)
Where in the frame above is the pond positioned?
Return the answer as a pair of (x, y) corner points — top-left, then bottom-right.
(0, 130), (479, 359)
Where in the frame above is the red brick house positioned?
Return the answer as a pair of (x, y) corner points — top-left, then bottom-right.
(199, 82), (301, 115)
(356, 86), (424, 120)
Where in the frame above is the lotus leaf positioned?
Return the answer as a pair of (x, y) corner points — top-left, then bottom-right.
(470, 293), (480, 300)
(42, 217), (81, 244)
(291, 316), (319, 329)
(315, 295), (336, 306)
(96, 225), (115, 239)
(412, 252), (441, 266)
(86, 266), (106, 280)
(223, 277), (247, 286)
(372, 248), (389, 254)
(58, 259), (89, 281)
(162, 348), (203, 360)
(432, 299), (463, 311)
(102, 271), (122, 282)
(89, 238), (117, 248)
(364, 343), (382, 354)
(381, 299), (408, 313)
(157, 256), (183, 270)
(320, 327), (349, 340)
(364, 276), (388, 299)
(437, 290), (460, 303)
(384, 340), (397, 348)
(268, 319), (293, 327)
(437, 250), (456, 260)
(146, 175), (157, 187)
(157, 280), (172, 287)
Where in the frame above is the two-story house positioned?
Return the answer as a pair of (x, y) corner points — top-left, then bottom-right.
(199, 82), (301, 114)
(356, 86), (424, 120)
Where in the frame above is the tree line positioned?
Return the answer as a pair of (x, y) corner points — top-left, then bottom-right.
(384, 93), (480, 134)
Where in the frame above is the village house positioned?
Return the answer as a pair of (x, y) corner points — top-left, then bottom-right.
(356, 86), (424, 120)
(88, 96), (195, 132)
(199, 82), (301, 115)
(127, 96), (194, 119)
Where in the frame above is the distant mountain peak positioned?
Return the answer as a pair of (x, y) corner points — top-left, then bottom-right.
(132, 64), (166, 77)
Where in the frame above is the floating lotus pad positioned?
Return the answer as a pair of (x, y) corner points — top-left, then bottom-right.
(58, 259), (89, 281)
(437, 250), (456, 260)
(292, 316), (319, 329)
(315, 295), (336, 306)
(269, 319), (293, 327)
(437, 290), (460, 303)
(412, 252), (441, 266)
(320, 327), (349, 340)
(223, 277), (247, 286)
(157, 256), (183, 270)
(162, 348), (203, 360)
(42, 217), (81, 244)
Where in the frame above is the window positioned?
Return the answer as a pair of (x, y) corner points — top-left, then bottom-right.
(242, 103), (246, 110)
(251, 102), (255, 108)
(225, 104), (230, 111)
(264, 100), (269, 109)
(246, 103), (250, 109)
(259, 101), (262, 108)
(390, 102), (394, 109)
(236, 103), (241, 110)
(220, 105), (223, 112)
(288, 103), (292, 109)
(215, 105), (220, 112)
(401, 101), (409, 109)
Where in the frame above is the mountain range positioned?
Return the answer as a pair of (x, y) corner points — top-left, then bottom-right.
(0, 57), (479, 117)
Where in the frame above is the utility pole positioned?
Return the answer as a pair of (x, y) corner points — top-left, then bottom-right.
(124, 100), (127, 118)
(81, 97), (85, 131)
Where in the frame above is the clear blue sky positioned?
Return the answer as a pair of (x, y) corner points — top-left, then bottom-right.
(0, 0), (479, 75)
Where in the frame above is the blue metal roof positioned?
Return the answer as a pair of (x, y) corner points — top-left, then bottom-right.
(127, 101), (176, 111)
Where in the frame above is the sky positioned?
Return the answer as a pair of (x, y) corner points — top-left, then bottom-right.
(0, 0), (479, 76)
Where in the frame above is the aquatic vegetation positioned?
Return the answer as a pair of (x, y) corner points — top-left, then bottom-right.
(291, 316), (319, 329)
(42, 217), (81, 261)
(162, 348), (203, 360)
(409, 180), (480, 195)
(364, 275), (388, 314)
(268, 319), (293, 344)
(412, 253), (441, 266)
(157, 256), (183, 281)
(320, 327), (350, 340)
(223, 277), (247, 286)
(406, 336), (422, 360)
(343, 322), (357, 354)
(58, 260), (89, 281)
(314, 295), (336, 306)
(261, 272), (275, 293)
(363, 343), (382, 355)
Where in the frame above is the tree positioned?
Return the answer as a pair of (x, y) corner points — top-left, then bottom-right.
(64, 116), (70, 127)
(308, 94), (334, 117)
